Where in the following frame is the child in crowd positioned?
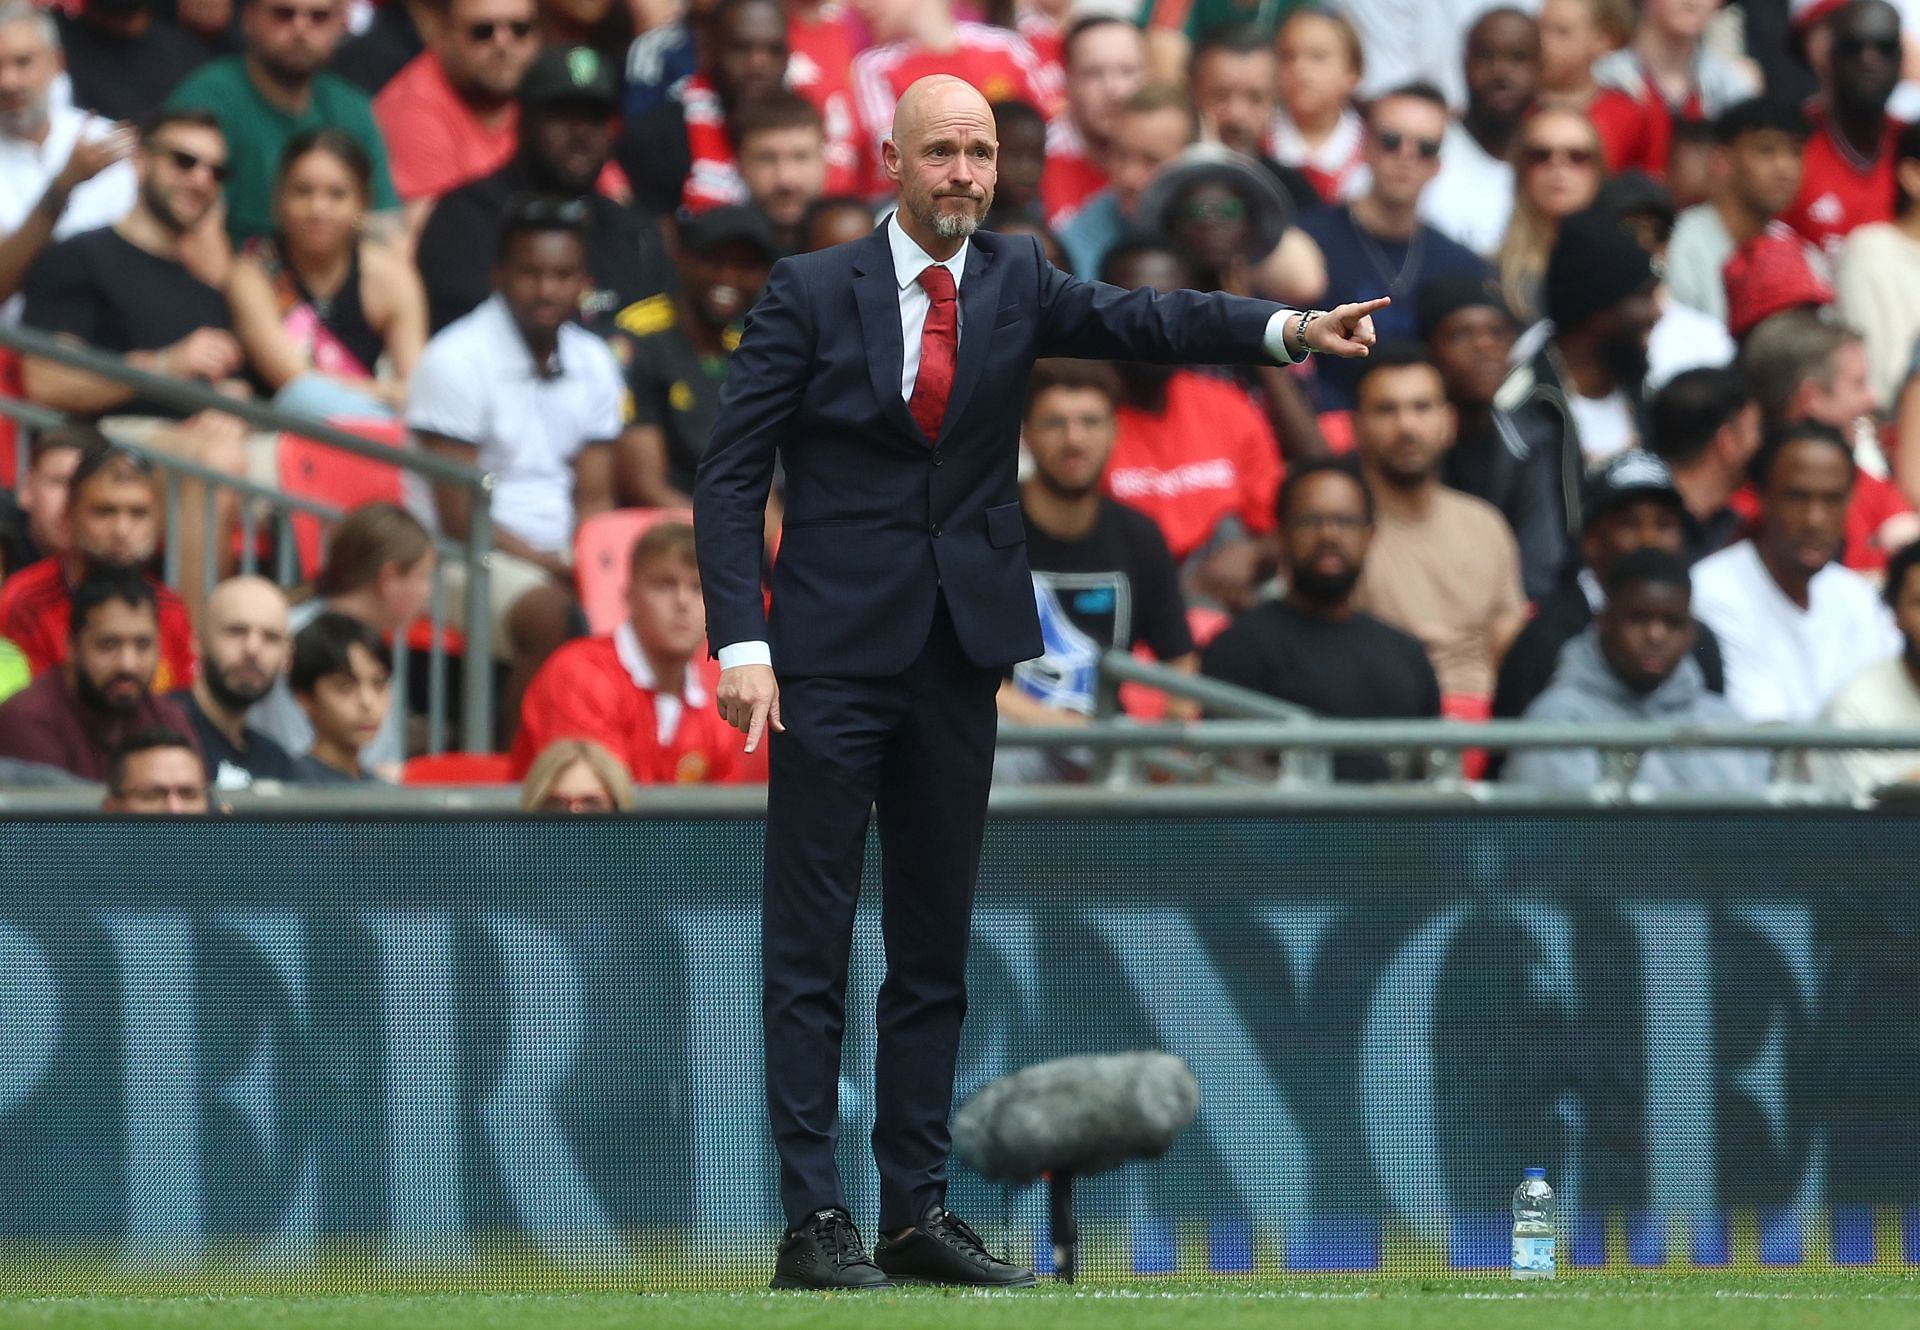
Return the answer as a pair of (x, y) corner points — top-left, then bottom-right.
(1271, 7), (1367, 203)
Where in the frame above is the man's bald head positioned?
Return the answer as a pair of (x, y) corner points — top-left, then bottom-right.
(885, 75), (998, 248)
(200, 575), (292, 713)
(891, 74), (992, 145)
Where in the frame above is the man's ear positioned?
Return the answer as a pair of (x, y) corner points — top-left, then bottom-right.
(881, 137), (902, 183)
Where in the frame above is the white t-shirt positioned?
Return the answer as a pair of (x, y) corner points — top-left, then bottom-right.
(1691, 539), (1901, 723)
(405, 294), (624, 554)
(1815, 655), (1920, 794)
(1334, 0), (1541, 108)
(1418, 120), (1514, 259)
(1566, 389), (1638, 465)
(1647, 292), (1736, 390)
(0, 104), (136, 324)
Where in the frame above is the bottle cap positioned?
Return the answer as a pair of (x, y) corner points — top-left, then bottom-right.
(1524, 1167), (1547, 1180)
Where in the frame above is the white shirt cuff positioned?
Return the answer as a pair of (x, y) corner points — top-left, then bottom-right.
(717, 641), (772, 670)
(1263, 309), (1304, 365)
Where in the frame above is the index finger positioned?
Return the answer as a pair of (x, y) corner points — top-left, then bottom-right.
(1343, 296), (1393, 317)
(744, 696), (770, 753)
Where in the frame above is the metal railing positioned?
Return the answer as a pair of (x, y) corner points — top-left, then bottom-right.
(0, 323), (496, 752)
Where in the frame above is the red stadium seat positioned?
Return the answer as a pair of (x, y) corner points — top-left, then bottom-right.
(573, 507), (695, 637)
(402, 752), (514, 785)
(1317, 411), (1354, 454)
(0, 348), (20, 490)
(277, 417), (408, 577)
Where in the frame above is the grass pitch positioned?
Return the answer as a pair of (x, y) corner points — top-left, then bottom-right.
(3, 1274), (1916, 1330)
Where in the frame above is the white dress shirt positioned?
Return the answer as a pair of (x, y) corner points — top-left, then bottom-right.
(0, 103), (137, 325)
(717, 214), (1303, 671)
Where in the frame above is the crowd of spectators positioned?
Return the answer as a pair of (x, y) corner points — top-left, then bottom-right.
(8, 0), (1920, 805)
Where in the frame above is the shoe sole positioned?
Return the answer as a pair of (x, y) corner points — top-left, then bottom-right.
(876, 1275), (1039, 1288)
(768, 1276), (895, 1291)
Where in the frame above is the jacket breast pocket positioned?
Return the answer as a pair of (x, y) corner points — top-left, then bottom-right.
(985, 501), (1026, 548)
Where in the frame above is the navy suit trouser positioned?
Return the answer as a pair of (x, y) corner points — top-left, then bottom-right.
(761, 594), (1001, 1231)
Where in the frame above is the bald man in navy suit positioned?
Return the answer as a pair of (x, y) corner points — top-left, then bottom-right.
(694, 73), (1386, 1291)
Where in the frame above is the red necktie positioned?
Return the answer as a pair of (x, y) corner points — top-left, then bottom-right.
(909, 263), (957, 442)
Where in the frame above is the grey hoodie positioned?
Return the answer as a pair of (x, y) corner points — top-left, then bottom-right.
(1503, 627), (1771, 793)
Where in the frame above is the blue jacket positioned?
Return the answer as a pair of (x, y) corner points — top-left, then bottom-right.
(694, 225), (1284, 678)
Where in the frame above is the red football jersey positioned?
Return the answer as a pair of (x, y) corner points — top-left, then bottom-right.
(1041, 113), (1108, 227)
(1781, 105), (1902, 263)
(851, 22), (1063, 189)
(1589, 81), (1704, 179)
(0, 558), (196, 692)
(784, 8), (867, 197)
(509, 632), (747, 785)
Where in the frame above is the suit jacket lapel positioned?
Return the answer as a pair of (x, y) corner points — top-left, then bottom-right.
(850, 229), (925, 443)
(938, 241), (1004, 445)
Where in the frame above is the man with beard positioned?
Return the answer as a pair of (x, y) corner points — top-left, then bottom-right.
(1419, 275), (1565, 598)
(169, 575), (298, 789)
(1504, 547), (1767, 792)
(1419, 8), (1541, 259)
(610, 206), (776, 504)
(0, 438), (196, 689)
(1501, 206), (1660, 538)
(0, 2), (137, 316)
(374, 0), (541, 222)
(692, 74), (1384, 1290)
(0, 569), (201, 782)
(1783, 0), (1906, 260)
(166, 0), (399, 243)
(418, 44), (672, 334)
(1693, 420), (1900, 722)
(733, 93), (830, 256)
(1201, 456), (1439, 782)
(1351, 345), (1527, 708)
(995, 358), (1195, 783)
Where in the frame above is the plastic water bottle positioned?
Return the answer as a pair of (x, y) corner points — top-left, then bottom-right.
(1511, 1167), (1556, 1280)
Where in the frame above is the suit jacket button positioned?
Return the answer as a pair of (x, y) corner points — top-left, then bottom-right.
(932, 452), (944, 466)
(930, 523), (942, 537)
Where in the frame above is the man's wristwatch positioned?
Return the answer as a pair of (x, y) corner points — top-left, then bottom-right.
(1293, 308), (1322, 358)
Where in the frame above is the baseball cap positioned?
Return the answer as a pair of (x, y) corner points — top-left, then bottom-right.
(1596, 170), (1674, 225)
(1582, 450), (1683, 530)
(1415, 274), (1510, 342)
(521, 45), (618, 114)
(1722, 231), (1834, 340)
(678, 205), (779, 262)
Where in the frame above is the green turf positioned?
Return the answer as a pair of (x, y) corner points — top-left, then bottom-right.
(3, 1275), (1917, 1330)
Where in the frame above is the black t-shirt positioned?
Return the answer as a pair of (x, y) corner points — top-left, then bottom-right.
(616, 100), (693, 220)
(0, 489), (38, 581)
(58, 15), (211, 122)
(1009, 497), (1195, 715)
(330, 5), (425, 95)
(20, 226), (230, 418)
(1201, 600), (1441, 781)
(417, 164), (675, 335)
(610, 295), (729, 493)
(171, 689), (300, 788)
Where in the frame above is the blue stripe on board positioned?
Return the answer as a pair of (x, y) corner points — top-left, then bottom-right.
(1689, 1212), (1730, 1266)
(1208, 1216), (1254, 1273)
(1831, 1206), (1875, 1266)
(1032, 1224), (1054, 1277)
(1759, 1207), (1803, 1265)
(1626, 1211), (1667, 1267)
(1571, 1209), (1608, 1267)
(1905, 1208), (1920, 1265)
(1449, 1213), (1508, 1270)
(1131, 1215), (1176, 1275)
(1285, 1215), (1381, 1272)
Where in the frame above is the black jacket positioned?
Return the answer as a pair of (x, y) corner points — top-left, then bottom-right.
(1497, 339), (1651, 544)
(694, 226), (1287, 677)
(1445, 408), (1570, 601)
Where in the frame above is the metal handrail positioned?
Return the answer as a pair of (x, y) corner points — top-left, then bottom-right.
(994, 719), (1920, 751)
(0, 322), (479, 482)
(0, 333), (496, 751)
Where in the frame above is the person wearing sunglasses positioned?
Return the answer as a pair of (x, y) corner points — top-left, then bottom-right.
(1496, 104), (1606, 324)
(1783, 0), (1908, 261)
(1588, 0), (1759, 181)
(165, 0), (400, 244)
(1296, 82), (1491, 412)
(374, 0), (540, 230)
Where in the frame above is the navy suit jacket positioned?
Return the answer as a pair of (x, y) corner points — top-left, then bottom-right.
(693, 225), (1285, 679)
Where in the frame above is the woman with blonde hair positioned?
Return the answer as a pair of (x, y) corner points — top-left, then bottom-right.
(1498, 106), (1607, 324)
(520, 739), (635, 813)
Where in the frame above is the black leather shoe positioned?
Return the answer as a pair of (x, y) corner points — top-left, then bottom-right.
(874, 1209), (1037, 1287)
(770, 1209), (893, 1290)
